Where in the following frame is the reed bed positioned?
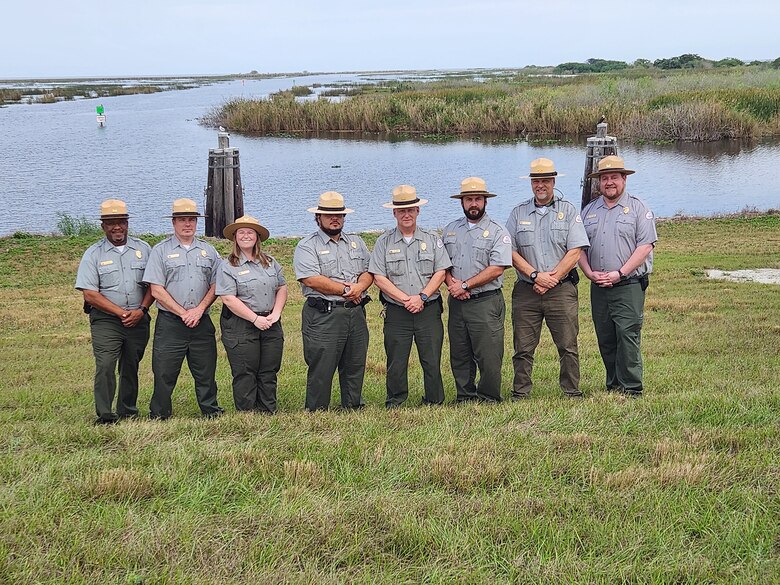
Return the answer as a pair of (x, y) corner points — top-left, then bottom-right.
(208, 68), (780, 141)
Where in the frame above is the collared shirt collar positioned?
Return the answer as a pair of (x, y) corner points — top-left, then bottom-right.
(597, 191), (630, 210)
(315, 228), (345, 245)
(465, 213), (492, 229)
(390, 226), (422, 243)
(99, 237), (135, 253)
(172, 234), (201, 249)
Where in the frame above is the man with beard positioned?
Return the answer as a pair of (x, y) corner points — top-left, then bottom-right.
(443, 177), (512, 402)
(369, 185), (451, 407)
(142, 198), (224, 419)
(75, 199), (152, 424)
(506, 158), (589, 399)
(579, 156), (657, 397)
(293, 191), (373, 411)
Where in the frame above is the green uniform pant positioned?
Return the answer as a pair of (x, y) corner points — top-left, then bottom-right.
(150, 310), (222, 418)
(448, 291), (505, 402)
(590, 282), (646, 394)
(383, 300), (445, 407)
(301, 302), (368, 411)
(511, 281), (581, 397)
(221, 314), (284, 413)
(89, 309), (150, 421)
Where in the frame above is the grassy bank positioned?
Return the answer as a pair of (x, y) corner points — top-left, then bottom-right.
(208, 68), (780, 141)
(1, 216), (779, 583)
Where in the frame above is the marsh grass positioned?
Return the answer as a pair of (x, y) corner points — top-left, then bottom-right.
(208, 68), (780, 141)
(0, 216), (779, 583)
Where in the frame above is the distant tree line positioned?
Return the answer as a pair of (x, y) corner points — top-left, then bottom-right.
(553, 54), (780, 74)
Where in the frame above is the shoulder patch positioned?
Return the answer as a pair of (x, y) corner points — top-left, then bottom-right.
(645, 211), (654, 220)
(575, 215), (583, 223)
(436, 239), (444, 248)
(502, 235), (511, 244)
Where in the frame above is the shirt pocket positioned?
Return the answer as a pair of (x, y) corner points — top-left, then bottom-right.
(473, 239), (492, 266)
(385, 252), (406, 277)
(97, 264), (121, 289)
(514, 224), (535, 248)
(236, 272), (258, 298)
(550, 221), (569, 246)
(318, 251), (338, 277)
(349, 248), (367, 274)
(131, 261), (147, 283)
(583, 218), (599, 241)
(616, 216), (635, 237)
(196, 256), (214, 277)
(164, 258), (187, 281)
(417, 250), (435, 278)
(443, 236), (458, 259)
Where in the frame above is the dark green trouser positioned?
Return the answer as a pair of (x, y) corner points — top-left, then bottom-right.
(590, 282), (646, 394)
(448, 291), (505, 402)
(89, 309), (150, 420)
(150, 310), (222, 418)
(221, 314), (284, 413)
(383, 300), (445, 407)
(301, 302), (368, 411)
(511, 281), (581, 397)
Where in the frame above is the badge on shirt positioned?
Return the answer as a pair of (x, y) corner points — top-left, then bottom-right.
(351, 241), (357, 249)
(167, 253), (180, 259)
(135, 250), (142, 259)
(420, 242), (427, 251)
(99, 260), (113, 266)
(201, 250), (207, 257)
(483, 230), (490, 238)
(575, 215), (583, 223)
(238, 269), (250, 275)
(436, 239), (443, 248)
(557, 212), (565, 220)
(623, 207), (630, 214)
(646, 211), (654, 219)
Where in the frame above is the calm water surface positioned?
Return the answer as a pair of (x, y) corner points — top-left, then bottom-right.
(2, 75), (779, 237)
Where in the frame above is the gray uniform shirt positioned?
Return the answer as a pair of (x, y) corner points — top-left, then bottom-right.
(368, 226), (452, 306)
(506, 196), (590, 283)
(442, 214), (512, 294)
(582, 192), (657, 276)
(293, 229), (370, 301)
(216, 254), (286, 314)
(142, 235), (221, 314)
(75, 236), (151, 310)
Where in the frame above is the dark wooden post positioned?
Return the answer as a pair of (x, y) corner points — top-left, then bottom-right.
(205, 131), (244, 237)
(581, 120), (618, 209)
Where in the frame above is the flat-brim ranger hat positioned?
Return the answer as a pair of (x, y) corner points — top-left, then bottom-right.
(521, 158), (565, 179)
(588, 155), (636, 178)
(451, 176), (497, 199)
(307, 191), (354, 214)
(166, 198), (206, 218)
(382, 185), (428, 209)
(99, 199), (130, 219)
(223, 214), (270, 242)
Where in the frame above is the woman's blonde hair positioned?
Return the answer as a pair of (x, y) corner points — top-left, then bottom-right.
(228, 237), (271, 268)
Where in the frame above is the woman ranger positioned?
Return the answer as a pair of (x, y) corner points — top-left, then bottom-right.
(216, 215), (287, 413)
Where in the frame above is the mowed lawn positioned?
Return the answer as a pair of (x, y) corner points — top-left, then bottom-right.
(0, 215), (778, 584)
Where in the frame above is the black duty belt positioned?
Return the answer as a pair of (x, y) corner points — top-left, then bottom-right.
(307, 296), (372, 313)
(458, 288), (501, 301)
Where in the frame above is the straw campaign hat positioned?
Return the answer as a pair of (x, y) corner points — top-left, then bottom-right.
(587, 155), (635, 178)
(382, 185), (428, 209)
(223, 214), (270, 242)
(451, 177), (497, 199)
(307, 191), (355, 214)
(99, 199), (130, 219)
(521, 158), (564, 179)
(166, 198), (206, 218)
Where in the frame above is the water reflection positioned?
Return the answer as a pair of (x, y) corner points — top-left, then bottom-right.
(1, 75), (779, 237)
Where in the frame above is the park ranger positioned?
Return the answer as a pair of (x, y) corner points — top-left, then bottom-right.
(506, 158), (589, 399)
(293, 191), (373, 411)
(443, 177), (512, 402)
(75, 199), (152, 424)
(142, 198), (224, 418)
(579, 156), (657, 397)
(369, 185), (452, 407)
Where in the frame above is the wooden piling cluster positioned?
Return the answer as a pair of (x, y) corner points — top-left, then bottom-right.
(205, 132), (244, 238)
(580, 121), (618, 209)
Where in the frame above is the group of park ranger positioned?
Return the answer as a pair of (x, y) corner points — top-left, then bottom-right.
(76, 155), (657, 424)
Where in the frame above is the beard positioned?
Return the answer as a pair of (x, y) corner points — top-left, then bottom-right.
(321, 225), (343, 237)
(463, 206), (485, 221)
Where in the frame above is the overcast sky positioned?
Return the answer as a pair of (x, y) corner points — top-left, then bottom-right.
(3, 0), (778, 77)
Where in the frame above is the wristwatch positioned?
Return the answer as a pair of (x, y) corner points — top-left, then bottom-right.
(420, 292), (429, 302)
(530, 271), (539, 282)
(618, 269), (628, 281)
(343, 285), (351, 295)
(141, 306), (149, 314)
(461, 281), (470, 290)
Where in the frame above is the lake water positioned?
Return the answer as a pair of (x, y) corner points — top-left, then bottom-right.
(2, 74), (779, 237)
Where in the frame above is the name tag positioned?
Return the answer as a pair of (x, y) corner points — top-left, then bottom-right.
(388, 249), (401, 254)
(319, 250), (330, 255)
(518, 221), (531, 225)
(586, 214), (597, 219)
(238, 269), (250, 275)
(99, 260), (113, 266)
(446, 232), (456, 236)
(167, 253), (180, 259)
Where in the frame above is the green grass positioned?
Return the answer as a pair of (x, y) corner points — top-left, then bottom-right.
(206, 68), (780, 141)
(0, 216), (779, 583)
